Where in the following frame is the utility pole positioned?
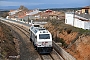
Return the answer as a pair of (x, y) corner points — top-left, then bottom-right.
(26, 14), (29, 24)
(28, 15), (29, 24)
(73, 10), (75, 26)
(55, 28), (59, 43)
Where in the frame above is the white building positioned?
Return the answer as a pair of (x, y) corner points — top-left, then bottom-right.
(6, 16), (9, 19)
(26, 9), (41, 20)
(65, 12), (90, 30)
(9, 10), (22, 15)
(26, 9), (41, 15)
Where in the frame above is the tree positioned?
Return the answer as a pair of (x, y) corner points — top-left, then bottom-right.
(1, 12), (9, 18)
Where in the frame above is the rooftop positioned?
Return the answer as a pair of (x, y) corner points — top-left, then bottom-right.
(66, 12), (90, 20)
(75, 13), (90, 20)
(82, 6), (90, 9)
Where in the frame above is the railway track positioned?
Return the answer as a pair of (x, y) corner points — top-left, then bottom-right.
(1, 20), (64, 60)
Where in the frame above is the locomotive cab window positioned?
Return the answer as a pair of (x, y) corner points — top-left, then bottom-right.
(31, 27), (33, 29)
(34, 25), (40, 27)
(39, 34), (50, 39)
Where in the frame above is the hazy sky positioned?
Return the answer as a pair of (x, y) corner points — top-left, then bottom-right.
(0, 0), (90, 9)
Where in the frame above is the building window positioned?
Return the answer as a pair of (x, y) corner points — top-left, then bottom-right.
(85, 9), (88, 13)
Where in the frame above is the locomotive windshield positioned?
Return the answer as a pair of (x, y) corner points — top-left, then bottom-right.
(34, 25), (40, 27)
(39, 34), (50, 39)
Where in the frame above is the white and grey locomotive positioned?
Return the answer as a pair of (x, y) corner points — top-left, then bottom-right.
(29, 24), (53, 54)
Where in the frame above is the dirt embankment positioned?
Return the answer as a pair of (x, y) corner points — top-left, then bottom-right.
(0, 22), (18, 59)
(44, 22), (90, 60)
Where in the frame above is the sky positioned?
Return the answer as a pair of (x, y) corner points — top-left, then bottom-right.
(0, 0), (90, 9)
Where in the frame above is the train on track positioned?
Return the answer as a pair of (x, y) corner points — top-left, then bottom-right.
(29, 24), (53, 54)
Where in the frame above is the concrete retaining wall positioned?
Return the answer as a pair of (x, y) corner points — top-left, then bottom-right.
(53, 41), (76, 60)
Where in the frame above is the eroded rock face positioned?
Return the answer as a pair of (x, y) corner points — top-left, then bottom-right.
(19, 5), (29, 11)
(0, 22), (18, 59)
(0, 26), (4, 38)
(44, 22), (78, 44)
(74, 35), (90, 60)
(44, 22), (90, 60)
(59, 30), (78, 44)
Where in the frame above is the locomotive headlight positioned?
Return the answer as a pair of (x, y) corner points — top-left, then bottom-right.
(45, 42), (48, 43)
(49, 45), (52, 47)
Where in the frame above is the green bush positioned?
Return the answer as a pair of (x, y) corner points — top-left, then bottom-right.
(54, 37), (68, 48)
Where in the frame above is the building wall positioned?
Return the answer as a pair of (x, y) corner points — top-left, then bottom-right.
(89, 9), (90, 14)
(50, 15), (57, 20)
(65, 13), (90, 30)
(84, 21), (90, 29)
(82, 9), (85, 13)
(28, 9), (40, 15)
(74, 18), (84, 29)
(82, 9), (90, 14)
(65, 13), (74, 26)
